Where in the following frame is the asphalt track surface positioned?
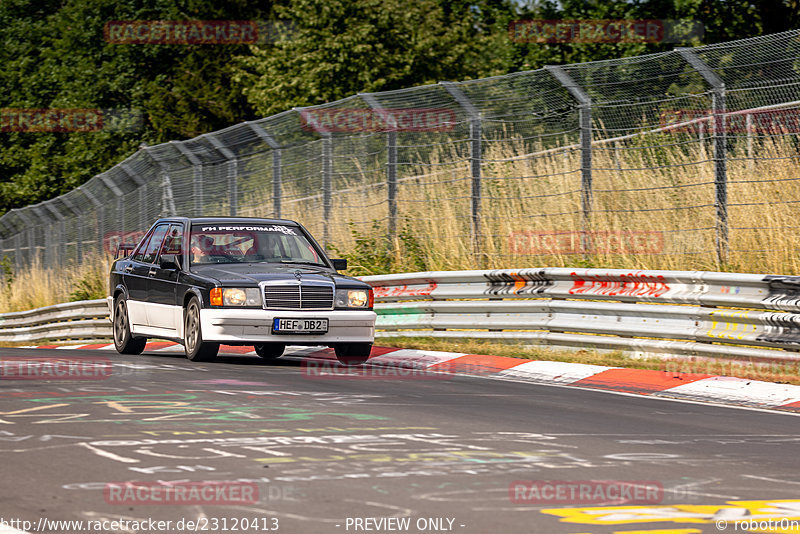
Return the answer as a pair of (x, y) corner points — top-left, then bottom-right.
(1, 346), (799, 534)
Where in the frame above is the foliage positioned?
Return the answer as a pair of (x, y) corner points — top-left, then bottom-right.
(330, 222), (428, 276)
(0, 0), (271, 216)
(68, 264), (107, 302)
(233, 0), (514, 116)
(0, 255), (12, 290)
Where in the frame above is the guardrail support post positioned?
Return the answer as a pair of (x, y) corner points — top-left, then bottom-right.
(441, 82), (483, 266)
(546, 66), (593, 255)
(679, 48), (728, 265)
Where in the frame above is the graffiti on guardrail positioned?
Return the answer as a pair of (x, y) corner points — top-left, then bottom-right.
(762, 275), (800, 312)
(372, 282), (437, 299)
(756, 312), (800, 345)
(568, 271), (670, 298)
(483, 269), (553, 296)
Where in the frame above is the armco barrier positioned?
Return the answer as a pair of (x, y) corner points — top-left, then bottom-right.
(362, 268), (800, 362)
(5, 268), (800, 361)
(0, 300), (110, 342)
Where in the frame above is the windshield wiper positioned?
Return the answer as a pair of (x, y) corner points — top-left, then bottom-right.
(276, 260), (326, 267)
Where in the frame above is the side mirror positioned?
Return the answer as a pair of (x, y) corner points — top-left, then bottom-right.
(331, 258), (347, 271)
(160, 254), (181, 270)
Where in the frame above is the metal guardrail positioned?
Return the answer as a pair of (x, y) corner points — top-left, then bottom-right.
(0, 300), (110, 342)
(363, 268), (800, 362)
(5, 267), (800, 362)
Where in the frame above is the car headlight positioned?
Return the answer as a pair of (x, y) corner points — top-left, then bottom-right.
(211, 287), (261, 306)
(335, 288), (372, 308)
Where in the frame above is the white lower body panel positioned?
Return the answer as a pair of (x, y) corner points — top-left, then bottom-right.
(200, 308), (376, 344)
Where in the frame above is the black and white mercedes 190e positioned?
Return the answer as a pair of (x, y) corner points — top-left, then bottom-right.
(107, 217), (376, 365)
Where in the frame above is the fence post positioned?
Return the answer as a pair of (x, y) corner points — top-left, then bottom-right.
(0, 219), (14, 267)
(60, 195), (83, 264)
(746, 113), (754, 171)
(14, 233), (21, 272)
(361, 93), (398, 243)
(546, 66), (593, 254)
(204, 134), (239, 217)
(678, 48), (728, 265)
(143, 148), (177, 217)
(99, 173), (128, 254)
(173, 142), (204, 217)
(120, 162), (147, 230)
(31, 207), (53, 268)
(44, 202), (66, 265)
(10, 210), (35, 266)
(322, 133), (332, 248)
(441, 81), (483, 266)
(78, 186), (104, 257)
(246, 122), (282, 218)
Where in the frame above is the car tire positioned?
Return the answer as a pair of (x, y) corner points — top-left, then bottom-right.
(334, 343), (372, 366)
(254, 343), (285, 361)
(112, 296), (146, 355)
(184, 297), (219, 362)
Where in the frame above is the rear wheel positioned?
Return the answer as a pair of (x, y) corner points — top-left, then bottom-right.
(113, 296), (146, 355)
(254, 343), (285, 361)
(184, 297), (219, 362)
(334, 343), (372, 366)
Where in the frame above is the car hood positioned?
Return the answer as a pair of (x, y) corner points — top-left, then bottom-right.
(189, 263), (351, 285)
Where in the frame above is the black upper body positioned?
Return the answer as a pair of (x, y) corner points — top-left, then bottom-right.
(109, 217), (371, 309)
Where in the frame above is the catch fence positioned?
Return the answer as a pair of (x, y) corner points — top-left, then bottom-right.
(1, 30), (799, 273)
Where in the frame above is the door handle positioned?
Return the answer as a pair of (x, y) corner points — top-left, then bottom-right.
(148, 268), (157, 277)
(124, 265), (133, 273)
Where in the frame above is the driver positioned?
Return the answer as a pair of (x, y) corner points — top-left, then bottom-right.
(191, 235), (214, 263)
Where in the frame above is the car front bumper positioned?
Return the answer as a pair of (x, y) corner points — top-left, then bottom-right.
(200, 308), (376, 344)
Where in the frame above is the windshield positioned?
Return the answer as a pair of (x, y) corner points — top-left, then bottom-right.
(189, 223), (325, 266)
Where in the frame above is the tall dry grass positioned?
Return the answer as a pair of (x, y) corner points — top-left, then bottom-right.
(0, 255), (112, 313)
(2, 131), (798, 312)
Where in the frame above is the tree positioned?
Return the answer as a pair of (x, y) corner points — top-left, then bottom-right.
(0, 0), (272, 216)
(233, 0), (516, 116)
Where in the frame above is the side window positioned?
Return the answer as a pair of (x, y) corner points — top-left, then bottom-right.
(142, 225), (169, 264)
(159, 224), (184, 257)
(132, 229), (155, 262)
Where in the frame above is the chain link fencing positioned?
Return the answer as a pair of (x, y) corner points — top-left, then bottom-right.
(1, 30), (799, 275)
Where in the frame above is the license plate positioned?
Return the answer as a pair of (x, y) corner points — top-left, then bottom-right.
(272, 318), (328, 334)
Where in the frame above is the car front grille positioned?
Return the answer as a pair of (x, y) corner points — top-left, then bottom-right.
(263, 284), (333, 309)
